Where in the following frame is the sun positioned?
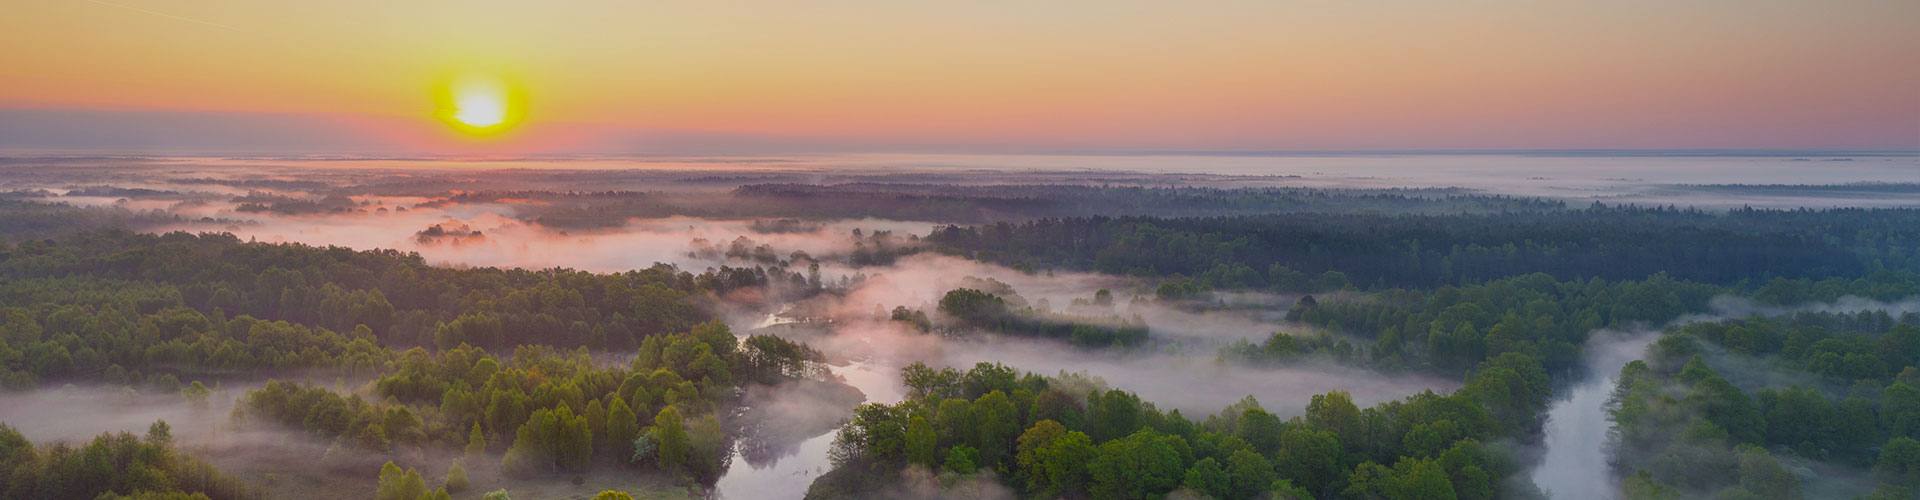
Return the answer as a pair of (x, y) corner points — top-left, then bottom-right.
(435, 74), (525, 136)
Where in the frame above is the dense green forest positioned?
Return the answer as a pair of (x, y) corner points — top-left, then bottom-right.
(1611, 312), (1920, 499)
(927, 206), (1920, 289)
(0, 421), (264, 500)
(809, 360), (1548, 500)
(932, 288), (1150, 348)
(492, 185), (1565, 228)
(0, 229), (755, 389)
(237, 320), (819, 483)
(7, 184), (1920, 500)
(0, 230), (833, 496)
(1226, 272), (1920, 376)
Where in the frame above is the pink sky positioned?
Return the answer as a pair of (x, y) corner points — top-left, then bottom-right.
(1, 1), (1915, 154)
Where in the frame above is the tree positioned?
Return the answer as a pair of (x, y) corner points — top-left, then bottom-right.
(1386, 458), (1456, 500)
(376, 462), (406, 500)
(1235, 407), (1282, 454)
(651, 407), (689, 472)
(906, 416), (938, 469)
(182, 381), (211, 410)
(591, 492), (635, 500)
(1227, 450), (1277, 500)
(1734, 445), (1799, 500)
(466, 423), (487, 458)
(1183, 457), (1231, 499)
(605, 397), (640, 463)
(1878, 437), (1920, 489)
(1031, 430), (1095, 497)
(945, 445), (980, 474)
(1306, 391), (1362, 449)
(1089, 432), (1183, 499)
(970, 390), (1021, 468)
(376, 464), (427, 500)
(146, 420), (173, 445)
(1274, 428), (1341, 496)
(687, 414), (728, 481)
(398, 467), (427, 500)
(445, 462), (469, 492)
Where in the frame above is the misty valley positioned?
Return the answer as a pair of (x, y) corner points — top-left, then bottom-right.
(1, 156), (1918, 500)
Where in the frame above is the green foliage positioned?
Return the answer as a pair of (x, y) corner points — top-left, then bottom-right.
(1182, 457), (1230, 499)
(928, 207), (1920, 290)
(445, 462), (469, 492)
(502, 405), (593, 475)
(1612, 314), (1920, 497)
(651, 406), (689, 472)
(827, 362), (1529, 500)
(466, 423), (487, 458)
(936, 288), (1148, 347)
(943, 445), (979, 474)
(1088, 431), (1184, 499)
(0, 422), (262, 500)
(906, 416), (938, 469)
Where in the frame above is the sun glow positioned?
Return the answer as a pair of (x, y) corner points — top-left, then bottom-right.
(435, 74), (524, 136)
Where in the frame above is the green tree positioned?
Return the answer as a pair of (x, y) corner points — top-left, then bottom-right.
(906, 416), (938, 469)
(182, 381), (211, 410)
(945, 445), (980, 474)
(1227, 450), (1277, 500)
(1089, 432), (1183, 499)
(397, 467), (427, 500)
(1182, 457), (1231, 499)
(1037, 431), (1096, 497)
(1878, 437), (1920, 488)
(376, 462), (406, 500)
(1274, 428), (1341, 496)
(445, 462), (469, 492)
(651, 407), (689, 471)
(687, 414), (728, 480)
(605, 397), (640, 463)
(1235, 407), (1282, 454)
(146, 420), (173, 445)
(466, 423), (487, 458)
(1386, 458), (1455, 500)
(971, 390), (1021, 468)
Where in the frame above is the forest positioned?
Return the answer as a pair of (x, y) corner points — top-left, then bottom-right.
(1611, 312), (1920, 499)
(925, 206), (1920, 289)
(2, 173), (1918, 500)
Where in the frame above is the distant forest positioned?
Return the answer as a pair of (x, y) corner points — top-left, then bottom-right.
(927, 206), (1920, 289)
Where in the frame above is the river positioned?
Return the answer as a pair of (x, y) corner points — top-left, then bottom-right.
(712, 356), (907, 500)
(1529, 328), (1661, 500)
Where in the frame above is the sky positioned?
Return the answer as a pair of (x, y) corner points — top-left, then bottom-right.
(1, 0), (1916, 154)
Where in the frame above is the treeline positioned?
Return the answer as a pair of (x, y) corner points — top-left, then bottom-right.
(0, 276), (390, 389)
(926, 205), (1920, 290)
(811, 358), (1555, 500)
(0, 421), (264, 500)
(237, 321), (824, 484)
(0, 199), (217, 243)
(0, 230), (727, 352)
(1287, 272), (1920, 376)
(1611, 313), (1920, 499)
(933, 288), (1149, 348)
(507, 185), (1562, 229)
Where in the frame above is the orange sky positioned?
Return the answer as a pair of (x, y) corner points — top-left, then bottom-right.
(1, 1), (1916, 153)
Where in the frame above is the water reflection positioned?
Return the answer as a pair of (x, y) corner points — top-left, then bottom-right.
(713, 358), (905, 500)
